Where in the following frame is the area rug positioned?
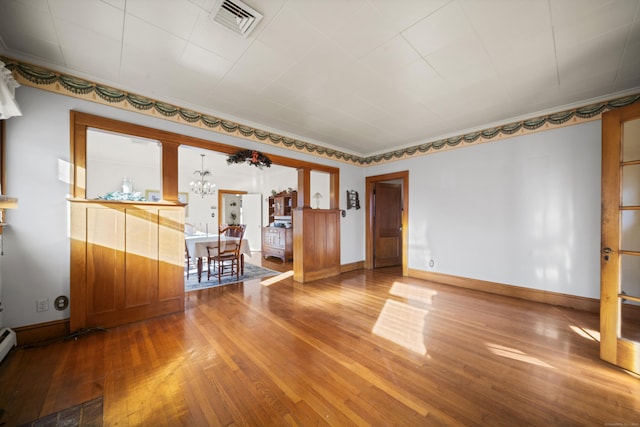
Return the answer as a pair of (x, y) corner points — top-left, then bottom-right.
(185, 263), (279, 292)
(17, 396), (103, 427)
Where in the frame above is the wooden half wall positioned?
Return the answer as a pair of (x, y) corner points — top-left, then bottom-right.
(293, 208), (341, 282)
(69, 199), (185, 331)
(293, 167), (341, 282)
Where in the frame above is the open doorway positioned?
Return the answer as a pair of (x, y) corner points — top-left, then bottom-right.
(218, 190), (263, 252)
(366, 171), (409, 276)
(218, 190), (246, 227)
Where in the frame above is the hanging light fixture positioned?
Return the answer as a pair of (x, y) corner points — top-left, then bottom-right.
(190, 154), (215, 198)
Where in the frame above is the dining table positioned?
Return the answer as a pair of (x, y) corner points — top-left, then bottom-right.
(185, 234), (252, 282)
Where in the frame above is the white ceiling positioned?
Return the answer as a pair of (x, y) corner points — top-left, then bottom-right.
(1, 0), (639, 157)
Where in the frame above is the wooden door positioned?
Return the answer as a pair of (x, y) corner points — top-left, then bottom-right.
(601, 102), (640, 374)
(374, 182), (402, 268)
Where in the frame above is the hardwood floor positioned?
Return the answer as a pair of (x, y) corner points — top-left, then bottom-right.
(1, 262), (639, 426)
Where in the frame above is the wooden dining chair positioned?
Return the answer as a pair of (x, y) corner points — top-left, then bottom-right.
(228, 224), (247, 274)
(227, 224), (246, 238)
(185, 241), (192, 279)
(206, 224), (246, 282)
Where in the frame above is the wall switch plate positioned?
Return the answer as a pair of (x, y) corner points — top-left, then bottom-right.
(36, 299), (49, 312)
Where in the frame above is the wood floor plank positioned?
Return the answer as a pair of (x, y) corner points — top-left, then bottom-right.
(1, 263), (640, 426)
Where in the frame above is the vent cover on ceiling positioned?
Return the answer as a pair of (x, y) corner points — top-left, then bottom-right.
(211, 0), (263, 37)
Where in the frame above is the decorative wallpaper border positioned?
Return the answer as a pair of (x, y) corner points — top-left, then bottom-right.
(366, 95), (640, 164)
(2, 56), (639, 166)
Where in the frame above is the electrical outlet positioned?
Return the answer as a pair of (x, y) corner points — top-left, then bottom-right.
(36, 299), (49, 312)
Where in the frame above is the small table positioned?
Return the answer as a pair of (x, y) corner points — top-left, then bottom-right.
(185, 234), (251, 282)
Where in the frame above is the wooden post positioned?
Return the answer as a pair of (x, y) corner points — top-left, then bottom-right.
(296, 168), (311, 208)
(162, 142), (179, 202)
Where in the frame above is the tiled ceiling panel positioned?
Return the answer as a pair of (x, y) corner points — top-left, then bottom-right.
(0, 0), (638, 157)
(124, 0), (201, 40)
(54, 22), (122, 81)
(50, 0), (125, 40)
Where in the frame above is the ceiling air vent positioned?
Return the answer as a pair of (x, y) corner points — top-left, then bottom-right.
(211, 0), (263, 37)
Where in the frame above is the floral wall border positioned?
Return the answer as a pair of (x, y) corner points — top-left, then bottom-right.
(370, 93), (640, 164)
(2, 56), (639, 167)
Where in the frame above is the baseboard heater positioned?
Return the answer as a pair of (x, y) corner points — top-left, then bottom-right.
(0, 328), (16, 363)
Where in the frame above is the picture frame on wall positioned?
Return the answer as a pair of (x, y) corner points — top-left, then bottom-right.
(346, 190), (360, 210)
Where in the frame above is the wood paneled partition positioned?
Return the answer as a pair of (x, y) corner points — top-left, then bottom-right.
(293, 167), (341, 282)
(69, 200), (184, 331)
(69, 111), (343, 334)
(293, 208), (341, 282)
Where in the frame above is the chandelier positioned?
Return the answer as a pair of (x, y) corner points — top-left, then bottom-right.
(189, 154), (215, 198)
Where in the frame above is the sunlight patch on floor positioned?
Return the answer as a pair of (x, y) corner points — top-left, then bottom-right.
(260, 270), (294, 286)
(569, 325), (600, 342)
(486, 343), (554, 368)
(389, 281), (437, 304)
(373, 299), (428, 355)
(533, 320), (560, 339)
(109, 358), (184, 424)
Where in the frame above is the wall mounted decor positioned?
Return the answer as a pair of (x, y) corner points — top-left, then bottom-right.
(347, 190), (360, 210)
(227, 149), (272, 168)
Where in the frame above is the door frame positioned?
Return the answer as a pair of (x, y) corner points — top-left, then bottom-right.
(601, 102), (640, 373)
(69, 111), (342, 326)
(365, 171), (409, 275)
(218, 189), (247, 227)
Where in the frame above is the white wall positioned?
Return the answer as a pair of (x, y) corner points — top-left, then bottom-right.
(87, 129), (162, 199)
(1, 86), (365, 328)
(7, 84), (599, 329)
(3, 88), (72, 328)
(366, 121), (602, 299)
(310, 171), (331, 209)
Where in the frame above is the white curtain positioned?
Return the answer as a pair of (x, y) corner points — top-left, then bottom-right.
(0, 61), (22, 120)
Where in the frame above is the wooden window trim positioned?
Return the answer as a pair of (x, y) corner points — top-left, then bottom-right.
(70, 111), (339, 203)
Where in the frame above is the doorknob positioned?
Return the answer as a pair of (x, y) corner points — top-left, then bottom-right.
(602, 247), (612, 254)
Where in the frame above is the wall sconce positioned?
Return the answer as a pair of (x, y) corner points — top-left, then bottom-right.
(0, 195), (19, 255)
(346, 190), (360, 210)
(0, 60), (22, 119)
(0, 195), (18, 210)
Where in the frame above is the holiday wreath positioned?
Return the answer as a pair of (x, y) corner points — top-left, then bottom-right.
(226, 149), (272, 168)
